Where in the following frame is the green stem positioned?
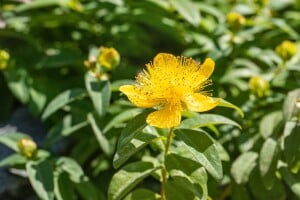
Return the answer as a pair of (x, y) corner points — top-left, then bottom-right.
(161, 127), (174, 200)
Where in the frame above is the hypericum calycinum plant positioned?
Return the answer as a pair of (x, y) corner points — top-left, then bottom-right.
(109, 53), (241, 200)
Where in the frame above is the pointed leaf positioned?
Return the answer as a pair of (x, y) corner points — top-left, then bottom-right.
(85, 73), (111, 116)
(108, 161), (160, 200)
(26, 160), (55, 200)
(231, 152), (258, 184)
(174, 129), (222, 180)
(113, 126), (158, 169)
(259, 138), (280, 189)
(87, 113), (111, 155)
(0, 153), (27, 167)
(171, 0), (200, 26)
(42, 88), (86, 120)
(180, 114), (241, 129)
(217, 99), (244, 118)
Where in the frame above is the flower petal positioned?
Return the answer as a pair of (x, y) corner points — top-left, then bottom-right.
(184, 93), (220, 112)
(146, 103), (182, 128)
(199, 58), (215, 79)
(119, 85), (160, 108)
(153, 53), (178, 69)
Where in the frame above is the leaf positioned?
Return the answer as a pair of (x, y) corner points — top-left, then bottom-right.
(166, 154), (208, 200)
(56, 157), (86, 183)
(283, 121), (300, 166)
(42, 88), (86, 120)
(116, 110), (152, 151)
(26, 160), (55, 200)
(75, 180), (104, 200)
(85, 73), (111, 117)
(87, 113), (111, 156)
(4, 68), (30, 104)
(103, 108), (142, 133)
(108, 161), (160, 200)
(180, 113), (241, 129)
(217, 99), (244, 118)
(0, 153), (27, 167)
(0, 132), (31, 151)
(174, 129), (223, 180)
(54, 172), (76, 200)
(16, 0), (70, 12)
(259, 111), (283, 138)
(45, 114), (89, 147)
(124, 188), (160, 200)
(283, 89), (300, 122)
(113, 126), (158, 169)
(259, 138), (280, 189)
(231, 152), (258, 184)
(171, 0), (201, 26)
(280, 167), (300, 198)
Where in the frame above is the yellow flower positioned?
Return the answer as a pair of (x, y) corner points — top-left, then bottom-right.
(275, 40), (297, 61)
(120, 53), (220, 128)
(98, 47), (120, 70)
(249, 76), (270, 98)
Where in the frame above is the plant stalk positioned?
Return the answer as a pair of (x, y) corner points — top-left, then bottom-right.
(161, 127), (174, 200)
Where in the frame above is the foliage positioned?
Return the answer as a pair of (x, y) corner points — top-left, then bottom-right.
(0, 0), (300, 199)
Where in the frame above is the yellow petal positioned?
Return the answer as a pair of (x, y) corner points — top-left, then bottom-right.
(183, 93), (220, 112)
(119, 85), (160, 108)
(196, 58), (215, 82)
(146, 103), (182, 128)
(153, 53), (178, 69)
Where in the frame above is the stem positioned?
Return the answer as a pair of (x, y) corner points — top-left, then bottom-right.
(161, 127), (174, 200)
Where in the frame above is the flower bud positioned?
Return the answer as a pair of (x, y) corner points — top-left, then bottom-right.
(249, 76), (270, 98)
(97, 47), (120, 70)
(275, 40), (297, 61)
(226, 12), (246, 32)
(17, 138), (38, 159)
(0, 50), (10, 70)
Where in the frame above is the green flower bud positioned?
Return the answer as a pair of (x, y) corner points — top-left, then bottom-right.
(97, 47), (120, 71)
(0, 50), (10, 70)
(275, 40), (297, 61)
(249, 76), (270, 98)
(17, 138), (38, 159)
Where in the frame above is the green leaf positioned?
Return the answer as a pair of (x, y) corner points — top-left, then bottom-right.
(46, 114), (88, 147)
(103, 108), (142, 133)
(56, 157), (86, 183)
(0, 153), (27, 167)
(166, 154), (208, 200)
(85, 73), (111, 117)
(171, 0), (201, 26)
(16, 0), (70, 12)
(87, 113), (111, 156)
(283, 89), (300, 122)
(4, 68), (30, 104)
(108, 161), (160, 200)
(26, 160), (55, 200)
(280, 167), (300, 198)
(259, 138), (280, 189)
(113, 126), (158, 169)
(0, 132), (31, 151)
(231, 152), (258, 184)
(259, 111), (283, 138)
(232, 184), (251, 200)
(283, 121), (300, 166)
(217, 99), (244, 118)
(180, 114), (241, 129)
(116, 110), (152, 151)
(75, 180), (104, 200)
(124, 188), (160, 200)
(174, 129), (223, 180)
(54, 172), (76, 200)
(42, 88), (86, 120)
